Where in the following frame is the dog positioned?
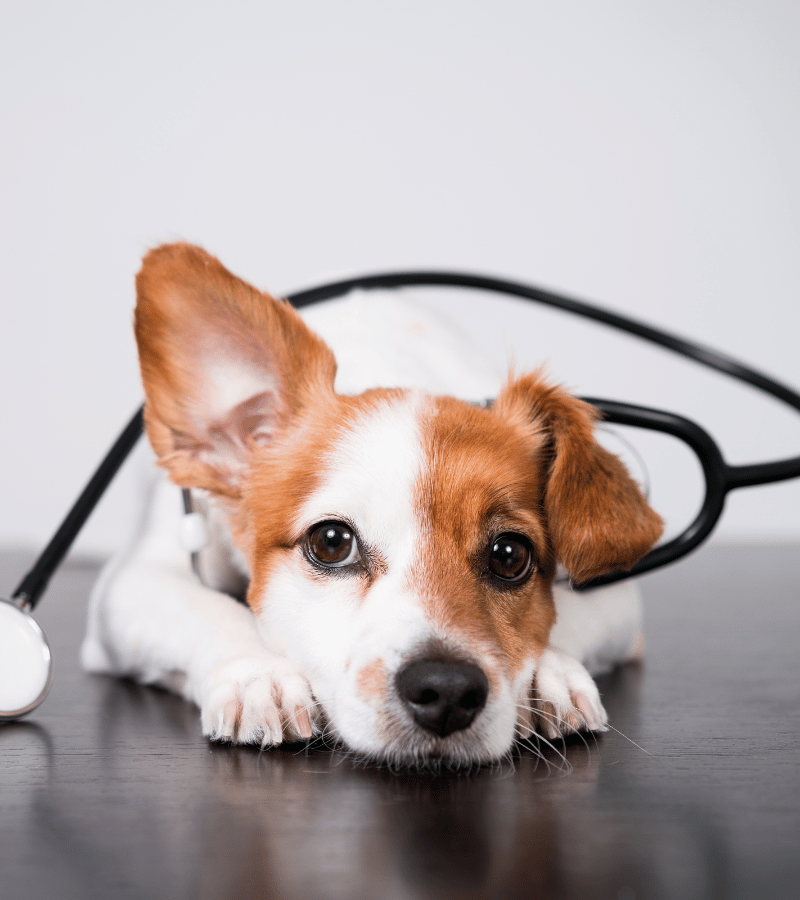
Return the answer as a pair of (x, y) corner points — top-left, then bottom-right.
(81, 243), (663, 767)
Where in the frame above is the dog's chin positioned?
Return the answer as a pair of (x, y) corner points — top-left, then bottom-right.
(322, 712), (517, 771)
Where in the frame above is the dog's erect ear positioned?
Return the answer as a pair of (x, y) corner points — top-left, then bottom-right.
(495, 372), (663, 583)
(134, 243), (337, 497)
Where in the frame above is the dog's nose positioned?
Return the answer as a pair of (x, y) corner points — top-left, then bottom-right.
(395, 658), (489, 737)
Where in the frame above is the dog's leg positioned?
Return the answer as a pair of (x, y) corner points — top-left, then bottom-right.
(549, 579), (645, 676)
(81, 477), (316, 746)
(529, 580), (644, 739)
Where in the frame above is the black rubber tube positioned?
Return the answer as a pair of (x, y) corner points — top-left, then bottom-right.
(12, 408), (145, 609)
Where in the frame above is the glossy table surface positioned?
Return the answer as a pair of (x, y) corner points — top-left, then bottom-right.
(1, 545), (798, 900)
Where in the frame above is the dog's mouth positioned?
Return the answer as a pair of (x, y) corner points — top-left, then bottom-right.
(308, 672), (519, 769)
(318, 715), (507, 770)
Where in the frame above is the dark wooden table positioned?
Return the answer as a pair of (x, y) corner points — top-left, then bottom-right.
(1, 545), (798, 900)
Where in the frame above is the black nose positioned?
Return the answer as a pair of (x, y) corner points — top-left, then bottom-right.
(395, 658), (489, 737)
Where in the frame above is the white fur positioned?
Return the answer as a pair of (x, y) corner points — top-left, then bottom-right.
(302, 293), (503, 399)
(533, 647), (609, 740)
(549, 578), (644, 676)
(82, 475), (316, 745)
(83, 294), (644, 764)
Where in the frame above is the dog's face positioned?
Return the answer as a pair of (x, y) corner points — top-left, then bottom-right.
(135, 243), (662, 765)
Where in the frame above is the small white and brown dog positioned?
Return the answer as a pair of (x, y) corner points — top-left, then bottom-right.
(82, 243), (662, 767)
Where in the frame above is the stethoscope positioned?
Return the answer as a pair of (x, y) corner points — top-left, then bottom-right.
(3, 270), (799, 722)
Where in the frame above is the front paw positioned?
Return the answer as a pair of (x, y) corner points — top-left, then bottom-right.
(532, 648), (608, 740)
(199, 656), (317, 746)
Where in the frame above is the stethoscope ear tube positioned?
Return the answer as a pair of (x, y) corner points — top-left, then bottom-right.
(574, 399), (729, 589)
(11, 408), (144, 612)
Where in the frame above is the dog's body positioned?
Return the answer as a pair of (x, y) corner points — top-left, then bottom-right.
(82, 244), (662, 766)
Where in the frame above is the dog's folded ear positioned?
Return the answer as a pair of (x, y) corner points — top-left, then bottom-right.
(495, 372), (664, 583)
(134, 242), (337, 497)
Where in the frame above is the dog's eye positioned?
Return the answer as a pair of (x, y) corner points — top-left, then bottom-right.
(306, 521), (361, 569)
(488, 533), (535, 584)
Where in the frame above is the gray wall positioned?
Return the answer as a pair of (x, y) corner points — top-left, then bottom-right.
(2, 0), (798, 555)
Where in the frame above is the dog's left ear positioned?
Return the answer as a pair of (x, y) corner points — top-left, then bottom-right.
(134, 242), (337, 498)
(495, 372), (663, 583)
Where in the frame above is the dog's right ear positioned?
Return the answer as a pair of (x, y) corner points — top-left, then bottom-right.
(494, 371), (664, 583)
(134, 242), (337, 498)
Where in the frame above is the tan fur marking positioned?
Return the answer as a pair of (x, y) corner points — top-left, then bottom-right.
(132, 241), (408, 613)
(411, 395), (556, 682)
(355, 658), (388, 702)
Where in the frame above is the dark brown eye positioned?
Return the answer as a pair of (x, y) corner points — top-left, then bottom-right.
(488, 533), (534, 584)
(307, 521), (360, 568)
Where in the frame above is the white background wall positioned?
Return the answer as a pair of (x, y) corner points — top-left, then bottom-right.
(2, 0), (799, 562)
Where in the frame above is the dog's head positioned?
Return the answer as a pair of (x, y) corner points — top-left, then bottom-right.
(134, 243), (662, 765)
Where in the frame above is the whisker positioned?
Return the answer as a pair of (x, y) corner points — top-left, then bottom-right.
(522, 728), (572, 770)
(514, 696), (605, 773)
(605, 723), (653, 756)
(518, 700), (600, 751)
(515, 735), (565, 776)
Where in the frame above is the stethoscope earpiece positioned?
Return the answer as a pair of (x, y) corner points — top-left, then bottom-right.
(0, 597), (54, 721)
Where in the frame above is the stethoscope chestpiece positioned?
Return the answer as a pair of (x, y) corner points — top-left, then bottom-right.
(0, 597), (54, 721)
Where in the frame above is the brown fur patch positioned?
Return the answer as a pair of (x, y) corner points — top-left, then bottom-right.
(411, 395), (557, 682)
(133, 241), (409, 612)
(355, 658), (388, 702)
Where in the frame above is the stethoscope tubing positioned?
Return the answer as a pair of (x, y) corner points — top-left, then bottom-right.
(11, 408), (144, 611)
(288, 269), (800, 488)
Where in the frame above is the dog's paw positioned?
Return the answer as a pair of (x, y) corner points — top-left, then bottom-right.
(532, 647), (608, 740)
(199, 656), (317, 746)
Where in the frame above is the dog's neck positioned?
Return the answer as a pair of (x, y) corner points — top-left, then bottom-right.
(182, 488), (250, 602)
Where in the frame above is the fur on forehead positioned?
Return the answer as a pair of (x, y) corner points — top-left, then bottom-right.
(242, 387), (412, 528)
(418, 394), (553, 567)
